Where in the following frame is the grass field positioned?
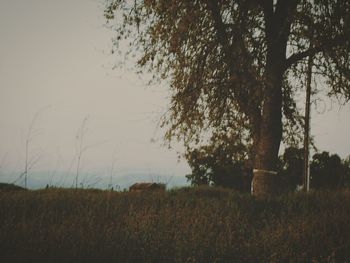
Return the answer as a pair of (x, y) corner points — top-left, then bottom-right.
(1, 187), (350, 262)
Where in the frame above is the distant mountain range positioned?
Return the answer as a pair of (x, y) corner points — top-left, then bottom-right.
(0, 171), (190, 190)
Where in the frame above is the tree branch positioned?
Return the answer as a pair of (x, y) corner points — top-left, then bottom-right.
(206, 0), (232, 61)
(285, 34), (349, 70)
(206, 0), (262, 125)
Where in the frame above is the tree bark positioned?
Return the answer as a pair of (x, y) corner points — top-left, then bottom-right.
(251, 0), (296, 197)
(251, 61), (284, 197)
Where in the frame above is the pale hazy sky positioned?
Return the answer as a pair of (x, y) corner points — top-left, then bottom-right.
(0, 0), (349, 185)
(0, 0), (189, 182)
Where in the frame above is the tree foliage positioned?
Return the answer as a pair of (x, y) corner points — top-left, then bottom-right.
(185, 136), (251, 191)
(186, 146), (350, 191)
(310, 151), (348, 189)
(277, 147), (304, 191)
(278, 149), (350, 190)
(105, 0), (350, 193)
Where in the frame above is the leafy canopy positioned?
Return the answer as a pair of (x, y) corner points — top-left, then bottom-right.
(105, 0), (350, 162)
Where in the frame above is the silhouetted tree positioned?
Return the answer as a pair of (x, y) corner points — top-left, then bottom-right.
(277, 147), (304, 191)
(185, 138), (251, 191)
(105, 0), (350, 196)
(310, 151), (344, 189)
(277, 149), (350, 190)
(343, 156), (350, 187)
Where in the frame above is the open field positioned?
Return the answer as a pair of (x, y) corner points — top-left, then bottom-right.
(1, 187), (350, 262)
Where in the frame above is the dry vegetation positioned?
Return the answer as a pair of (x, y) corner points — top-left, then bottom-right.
(1, 187), (350, 262)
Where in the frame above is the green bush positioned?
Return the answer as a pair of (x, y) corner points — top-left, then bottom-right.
(1, 187), (350, 262)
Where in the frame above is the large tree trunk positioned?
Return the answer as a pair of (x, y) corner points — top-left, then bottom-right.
(251, 0), (296, 197)
(251, 63), (283, 197)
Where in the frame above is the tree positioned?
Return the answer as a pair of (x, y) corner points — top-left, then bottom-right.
(342, 156), (350, 187)
(310, 151), (345, 189)
(277, 147), (304, 191)
(105, 0), (350, 197)
(185, 134), (251, 191)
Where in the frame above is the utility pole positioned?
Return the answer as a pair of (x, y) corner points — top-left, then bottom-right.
(303, 54), (313, 191)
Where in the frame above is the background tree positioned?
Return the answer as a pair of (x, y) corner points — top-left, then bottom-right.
(277, 147), (304, 191)
(342, 156), (350, 187)
(185, 132), (251, 191)
(105, 0), (350, 196)
(276, 149), (350, 191)
(310, 151), (345, 189)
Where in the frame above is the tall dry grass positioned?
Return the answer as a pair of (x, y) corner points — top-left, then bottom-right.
(1, 187), (350, 262)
